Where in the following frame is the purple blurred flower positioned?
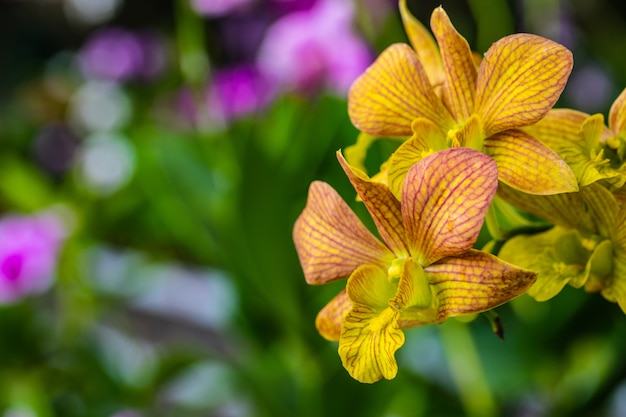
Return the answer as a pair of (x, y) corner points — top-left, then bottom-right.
(256, 0), (372, 96)
(191, 0), (255, 17)
(79, 28), (166, 82)
(0, 212), (66, 304)
(267, 0), (316, 14)
(206, 64), (275, 124)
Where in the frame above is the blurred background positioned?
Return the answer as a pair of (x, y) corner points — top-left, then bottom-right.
(2, 0), (626, 416)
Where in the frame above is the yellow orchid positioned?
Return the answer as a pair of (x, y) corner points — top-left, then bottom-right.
(523, 87), (626, 189)
(347, 4), (577, 197)
(498, 182), (626, 311)
(293, 148), (536, 383)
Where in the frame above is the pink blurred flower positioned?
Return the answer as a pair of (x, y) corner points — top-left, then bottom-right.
(206, 64), (275, 124)
(256, 0), (372, 96)
(79, 28), (166, 82)
(267, 0), (316, 14)
(0, 212), (66, 304)
(191, 0), (255, 17)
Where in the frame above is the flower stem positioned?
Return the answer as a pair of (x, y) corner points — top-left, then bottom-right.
(439, 320), (498, 417)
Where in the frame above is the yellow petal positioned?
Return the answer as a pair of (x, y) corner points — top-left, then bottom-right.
(339, 265), (404, 383)
(425, 249), (536, 318)
(582, 184), (619, 238)
(484, 129), (578, 194)
(499, 227), (588, 301)
(402, 148), (498, 266)
(523, 108), (590, 151)
(337, 151), (409, 256)
(609, 86), (626, 135)
(343, 132), (379, 174)
(454, 113), (484, 150)
(475, 34), (573, 136)
(602, 251), (626, 313)
(348, 43), (454, 137)
(394, 257), (439, 323)
(430, 6), (477, 122)
(293, 181), (394, 284)
(316, 289), (351, 341)
(616, 207), (626, 248)
(399, 0), (443, 87)
(387, 118), (446, 199)
(497, 182), (618, 236)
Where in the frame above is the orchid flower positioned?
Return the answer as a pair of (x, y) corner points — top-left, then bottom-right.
(523, 87), (626, 189)
(0, 212), (66, 304)
(498, 181), (626, 311)
(293, 148), (536, 383)
(347, 3), (577, 197)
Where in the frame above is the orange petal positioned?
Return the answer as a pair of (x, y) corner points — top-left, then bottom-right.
(399, 0), (443, 87)
(475, 34), (573, 136)
(293, 181), (394, 284)
(609, 86), (626, 135)
(339, 265), (404, 383)
(315, 289), (351, 341)
(426, 249), (536, 319)
(484, 129), (578, 194)
(430, 6), (477, 122)
(402, 148), (498, 266)
(387, 118), (446, 199)
(337, 151), (409, 256)
(348, 43), (454, 137)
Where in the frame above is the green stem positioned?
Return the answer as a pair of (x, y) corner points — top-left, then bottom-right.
(174, 0), (209, 86)
(439, 320), (498, 417)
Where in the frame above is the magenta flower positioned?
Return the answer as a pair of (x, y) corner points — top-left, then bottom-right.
(0, 212), (66, 304)
(206, 64), (275, 123)
(256, 0), (372, 96)
(191, 0), (254, 17)
(79, 28), (166, 82)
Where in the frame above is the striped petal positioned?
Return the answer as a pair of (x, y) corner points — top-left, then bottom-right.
(402, 148), (498, 266)
(348, 43), (454, 137)
(499, 227), (589, 301)
(430, 6), (477, 122)
(425, 249), (536, 319)
(603, 248), (626, 313)
(484, 129), (578, 195)
(523, 108), (590, 151)
(387, 118), (446, 199)
(339, 265), (404, 383)
(293, 181), (394, 284)
(475, 34), (573, 137)
(337, 151), (409, 256)
(497, 182), (618, 236)
(399, 0), (442, 87)
(609, 86), (626, 135)
(315, 289), (351, 342)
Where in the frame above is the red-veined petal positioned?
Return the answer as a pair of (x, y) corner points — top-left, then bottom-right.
(348, 43), (454, 137)
(430, 6), (477, 122)
(484, 129), (578, 195)
(609, 86), (626, 135)
(426, 249), (536, 319)
(399, 0), (442, 87)
(402, 148), (498, 265)
(339, 264), (404, 383)
(337, 151), (409, 256)
(316, 289), (351, 341)
(475, 34), (573, 136)
(293, 181), (394, 284)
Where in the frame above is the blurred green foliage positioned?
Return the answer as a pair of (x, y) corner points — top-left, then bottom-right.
(2, 0), (626, 416)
